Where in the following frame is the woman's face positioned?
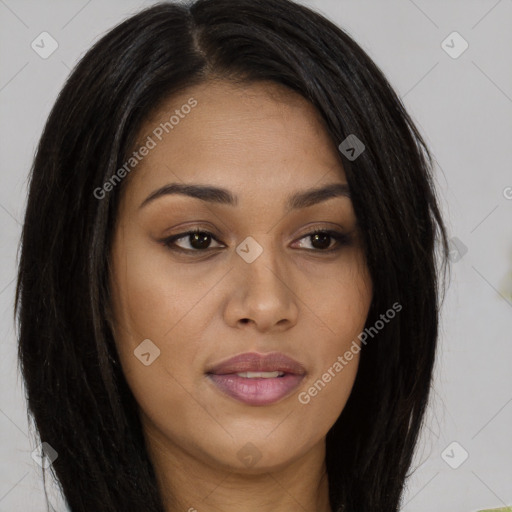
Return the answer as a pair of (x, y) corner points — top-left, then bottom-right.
(109, 79), (373, 473)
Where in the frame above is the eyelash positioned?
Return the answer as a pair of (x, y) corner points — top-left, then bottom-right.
(160, 228), (351, 256)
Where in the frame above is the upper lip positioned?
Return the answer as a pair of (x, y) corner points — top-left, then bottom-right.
(206, 352), (306, 376)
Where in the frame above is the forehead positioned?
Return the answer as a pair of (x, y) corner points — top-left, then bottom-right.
(122, 79), (346, 206)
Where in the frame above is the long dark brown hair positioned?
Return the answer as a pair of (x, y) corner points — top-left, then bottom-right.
(15, 1), (450, 510)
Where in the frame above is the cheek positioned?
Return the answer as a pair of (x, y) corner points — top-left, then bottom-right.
(295, 256), (371, 425)
(110, 272), (203, 440)
(290, 331), (364, 440)
(109, 235), (208, 344)
(307, 250), (372, 349)
(296, 353), (360, 437)
(108, 234), (220, 425)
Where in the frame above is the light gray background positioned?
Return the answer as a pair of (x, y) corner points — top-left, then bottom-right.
(1, 0), (511, 510)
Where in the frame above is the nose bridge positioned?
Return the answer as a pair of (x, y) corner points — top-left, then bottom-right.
(236, 233), (284, 289)
(228, 233), (298, 330)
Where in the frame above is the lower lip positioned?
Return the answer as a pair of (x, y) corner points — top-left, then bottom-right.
(207, 373), (304, 406)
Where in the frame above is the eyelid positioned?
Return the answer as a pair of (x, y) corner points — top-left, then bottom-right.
(160, 228), (225, 253)
(292, 228), (351, 251)
(159, 226), (352, 255)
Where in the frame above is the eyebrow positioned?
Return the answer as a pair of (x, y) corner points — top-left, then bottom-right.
(139, 182), (350, 210)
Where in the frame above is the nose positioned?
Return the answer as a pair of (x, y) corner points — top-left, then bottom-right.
(222, 236), (299, 333)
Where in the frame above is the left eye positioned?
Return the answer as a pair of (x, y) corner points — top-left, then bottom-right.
(294, 230), (349, 251)
(161, 229), (350, 254)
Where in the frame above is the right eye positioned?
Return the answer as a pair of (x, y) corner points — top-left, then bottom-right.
(161, 229), (225, 254)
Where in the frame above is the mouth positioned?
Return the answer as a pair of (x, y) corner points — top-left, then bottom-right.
(206, 352), (306, 406)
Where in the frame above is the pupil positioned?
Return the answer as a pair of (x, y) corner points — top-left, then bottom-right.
(190, 232), (211, 249)
(311, 233), (330, 250)
(187, 232), (332, 250)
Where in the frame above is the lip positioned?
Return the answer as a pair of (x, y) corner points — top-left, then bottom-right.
(206, 352), (306, 406)
(207, 352), (306, 375)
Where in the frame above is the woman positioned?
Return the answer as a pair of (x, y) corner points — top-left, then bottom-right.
(15, 0), (450, 510)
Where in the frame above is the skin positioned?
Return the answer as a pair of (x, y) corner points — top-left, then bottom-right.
(109, 79), (373, 512)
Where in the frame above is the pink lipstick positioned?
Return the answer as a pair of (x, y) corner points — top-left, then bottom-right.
(206, 352), (306, 406)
